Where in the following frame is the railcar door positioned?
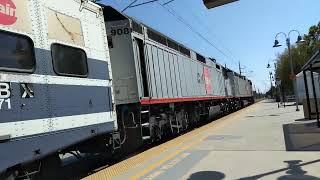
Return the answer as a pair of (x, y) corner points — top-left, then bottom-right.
(133, 38), (150, 98)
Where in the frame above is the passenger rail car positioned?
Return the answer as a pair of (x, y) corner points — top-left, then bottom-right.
(0, 0), (116, 178)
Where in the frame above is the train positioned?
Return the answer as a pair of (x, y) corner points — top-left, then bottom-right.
(0, 0), (253, 179)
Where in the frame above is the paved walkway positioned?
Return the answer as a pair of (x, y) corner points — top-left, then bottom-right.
(84, 100), (320, 180)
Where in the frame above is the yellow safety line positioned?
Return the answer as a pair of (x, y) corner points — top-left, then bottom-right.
(84, 127), (206, 180)
(130, 132), (208, 180)
(130, 103), (261, 180)
(84, 102), (261, 180)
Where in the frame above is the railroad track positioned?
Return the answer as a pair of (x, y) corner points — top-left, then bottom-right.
(57, 102), (261, 180)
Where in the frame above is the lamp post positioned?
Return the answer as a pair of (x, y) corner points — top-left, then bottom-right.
(267, 63), (273, 98)
(273, 30), (305, 111)
(270, 72), (273, 97)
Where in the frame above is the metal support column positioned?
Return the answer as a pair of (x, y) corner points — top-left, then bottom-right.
(310, 67), (320, 127)
(303, 70), (312, 120)
(287, 38), (300, 111)
(281, 84), (286, 107)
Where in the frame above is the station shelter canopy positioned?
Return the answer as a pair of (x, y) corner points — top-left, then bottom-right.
(301, 49), (320, 127)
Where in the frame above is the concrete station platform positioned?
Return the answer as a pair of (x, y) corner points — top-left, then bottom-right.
(84, 100), (320, 180)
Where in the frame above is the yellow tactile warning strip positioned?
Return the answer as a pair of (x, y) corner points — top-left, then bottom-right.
(83, 102), (261, 180)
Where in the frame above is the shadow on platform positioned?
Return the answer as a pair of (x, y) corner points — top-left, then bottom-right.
(187, 171), (225, 180)
(295, 118), (313, 122)
(283, 121), (320, 151)
(246, 111), (294, 118)
(239, 160), (320, 180)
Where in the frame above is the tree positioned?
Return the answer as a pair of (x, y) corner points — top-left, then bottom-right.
(275, 22), (320, 94)
(265, 86), (276, 97)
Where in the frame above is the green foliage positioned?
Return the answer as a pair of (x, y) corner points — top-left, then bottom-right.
(265, 86), (276, 97)
(275, 22), (320, 94)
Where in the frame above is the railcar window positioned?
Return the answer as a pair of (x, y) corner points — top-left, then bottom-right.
(0, 31), (35, 73)
(132, 21), (143, 34)
(196, 53), (206, 63)
(51, 43), (88, 77)
(147, 29), (167, 46)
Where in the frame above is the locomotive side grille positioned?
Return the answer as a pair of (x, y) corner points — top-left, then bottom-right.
(147, 29), (167, 46)
(132, 21), (143, 34)
(196, 53), (206, 63)
(167, 38), (179, 51)
(178, 45), (190, 57)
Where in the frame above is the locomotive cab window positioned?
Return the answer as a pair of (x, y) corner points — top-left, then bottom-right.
(0, 31), (35, 73)
(51, 43), (88, 77)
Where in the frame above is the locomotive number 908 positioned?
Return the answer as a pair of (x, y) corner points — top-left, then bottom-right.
(111, 27), (131, 36)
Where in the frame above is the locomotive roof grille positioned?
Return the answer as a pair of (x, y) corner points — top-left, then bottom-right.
(167, 38), (179, 51)
(147, 29), (167, 46)
(147, 28), (191, 57)
(196, 53), (206, 63)
(225, 68), (233, 73)
(132, 21), (143, 34)
(222, 67), (229, 78)
(100, 5), (251, 82)
(209, 57), (216, 63)
(179, 45), (191, 57)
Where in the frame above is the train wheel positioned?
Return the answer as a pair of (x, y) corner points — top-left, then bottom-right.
(189, 108), (200, 126)
(118, 105), (143, 154)
(183, 111), (189, 130)
(149, 116), (158, 141)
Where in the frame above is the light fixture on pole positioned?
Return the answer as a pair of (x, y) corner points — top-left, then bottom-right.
(296, 35), (305, 44)
(273, 39), (282, 48)
(273, 30), (305, 111)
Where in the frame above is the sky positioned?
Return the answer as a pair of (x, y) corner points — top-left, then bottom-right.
(100, 0), (320, 93)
